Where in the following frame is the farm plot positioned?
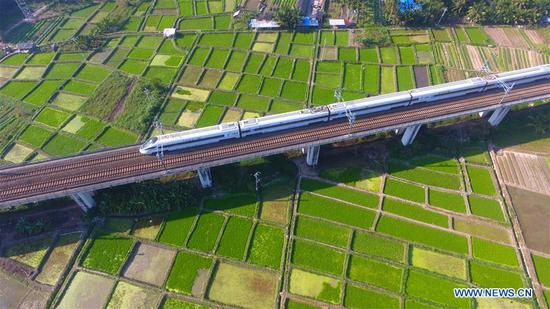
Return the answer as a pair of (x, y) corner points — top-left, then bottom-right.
(106, 281), (160, 309)
(348, 255), (403, 292)
(158, 207), (199, 246)
(411, 247), (467, 280)
(532, 255), (550, 287)
(345, 284), (399, 309)
(470, 260), (524, 289)
(3, 143), (34, 163)
(36, 232), (81, 285)
(0, 80), (38, 99)
(289, 268), (342, 305)
(166, 251), (212, 295)
(295, 216), (350, 248)
(123, 243), (176, 286)
(4, 236), (53, 268)
(208, 262), (279, 308)
(24, 80), (63, 105)
(389, 159), (462, 190)
(216, 216), (253, 259)
(472, 237), (518, 267)
(380, 66), (395, 94)
(406, 269), (469, 308)
(292, 239), (345, 275)
(248, 223), (285, 269)
(468, 196), (505, 222)
(384, 178), (424, 203)
(301, 177), (378, 208)
(428, 189), (466, 213)
(187, 212), (225, 252)
(18, 125), (53, 148)
(56, 271), (115, 308)
(352, 231), (405, 262)
(82, 235), (134, 275)
(383, 197), (448, 227)
(466, 165), (497, 195)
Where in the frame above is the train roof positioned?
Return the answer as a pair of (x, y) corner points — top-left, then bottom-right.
(155, 122), (239, 142)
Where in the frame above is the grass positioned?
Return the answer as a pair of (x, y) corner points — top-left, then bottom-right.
(97, 127), (137, 147)
(380, 47), (398, 64)
(466, 166), (496, 195)
(119, 59), (148, 75)
(295, 216), (350, 248)
(411, 247), (467, 280)
(80, 72), (132, 120)
(380, 66), (395, 94)
(352, 231), (404, 262)
(165, 251), (212, 295)
(24, 80), (62, 105)
(75, 64), (111, 82)
(384, 178), (425, 203)
(469, 196), (505, 222)
(208, 263), (279, 308)
(237, 94), (270, 111)
(428, 189), (466, 213)
(19, 125), (53, 147)
(383, 197), (448, 227)
(298, 192), (375, 229)
(345, 284), (400, 309)
(470, 260), (524, 289)
(43, 134), (86, 156)
(532, 254), (550, 287)
(45, 63), (82, 80)
(63, 80), (97, 96)
(195, 105), (224, 127)
(236, 74), (261, 94)
(389, 160), (462, 190)
(292, 239), (345, 276)
(406, 269), (469, 308)
(187, 212), (225, 252)
(289, 268), (342, 305)
(0, 80), (38, 99)
(260, 78), (282, 97)
(35, 107), (71, 128)
(348, 254), (404, 292)
(281, 81), (307, 102)
(301, 177), (378, 208)
(203, 193), (257, 217)
(248, 223), (285, 269)
(396, 66), (415, 91)
(376, 215), (469, 254)
(454, 218), (511, 243)
(472, 237), (519, 267)
(158, 208), (199, 246)
(144, 66), (177, 84)
(216, 216), (252, 259)
(82, 235), (133, 274)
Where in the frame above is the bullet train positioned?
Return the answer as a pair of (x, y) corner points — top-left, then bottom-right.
(139, 65), (550, 155)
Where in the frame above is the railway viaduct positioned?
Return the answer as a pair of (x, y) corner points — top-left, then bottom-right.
(0, 79), (548, 210)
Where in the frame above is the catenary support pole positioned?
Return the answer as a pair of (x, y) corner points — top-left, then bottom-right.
(401, 124), (422, 146)
(306, 145), (320, 166)
(197, 167), (213, 188)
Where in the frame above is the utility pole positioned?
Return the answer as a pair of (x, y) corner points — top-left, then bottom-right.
(154, 121), (165, 162)
(253, 171), (261, 192)
(436, 7), (447, 26)
(334, 87), (355, 135)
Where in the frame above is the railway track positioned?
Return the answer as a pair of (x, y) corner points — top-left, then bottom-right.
(0, 81), (548, 205)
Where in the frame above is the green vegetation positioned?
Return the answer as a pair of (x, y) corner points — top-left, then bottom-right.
(469, 196), (504, 222)
(384, 178), (425, 203)
(187, 212), (225, 252)
(299, 192), (375, 229)
(532, 255), (550, 287)
(216, 217), (252, 259)
(295, 216), (350, 248)
(248, 223), (285, 269)
(411, 247), (467, 280)
(35, 107), (71, 128)
(345, 284), (399, 309)
(159, 208), (199, 246)
(289, 269), (342, 304)
(348, 255), (403, 292)
(82, 235), (133, 274)
(406, 269), (469, 308)
(472, 237), (518, 267)
(376, 215), (469, 254)
(428, 189), (466, 213)
(383, 197), (449, 227)
(292, 239), (345, 275)
(352, 231), (404, 261)
(19, 125), (52, 147)
(466, 166), (496, 195)
(470, 260), (524, 289)
(389, 160), (462, 190)
(81, 72), (133, 120)
(43, 134), (86, 156)
(301, 177), (378, 208)
(166, 251), (212, 295)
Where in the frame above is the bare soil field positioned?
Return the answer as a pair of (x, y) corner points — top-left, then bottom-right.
(524, 29), (544, 45)
(122, 242), (176, 286)
(413, 66), (429, 87)
(485, 28), (512, 46)
(508, 186), (550, 254)
(0, 270), (49, 309)
(57, 271), (115, 309)
(495, 151), (550, 196)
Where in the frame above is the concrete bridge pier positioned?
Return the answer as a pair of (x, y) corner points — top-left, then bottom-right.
(197, 167), (213, 188)
(394, 128), (405, 135)
(306, 145), (320, 166)
(401, 125), (422, 146)
(71, 191), (96, 211)
(488, 106), (511, 127)
(478, 111), (488, 118)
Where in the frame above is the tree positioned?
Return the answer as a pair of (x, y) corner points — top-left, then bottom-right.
(274, 5), (302, 29)
(356, 27), (390, 47)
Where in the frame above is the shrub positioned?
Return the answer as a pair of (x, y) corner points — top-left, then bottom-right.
(81, 72), (133, 120)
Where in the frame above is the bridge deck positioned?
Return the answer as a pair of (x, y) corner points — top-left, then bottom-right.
(0, 81), (548, 207)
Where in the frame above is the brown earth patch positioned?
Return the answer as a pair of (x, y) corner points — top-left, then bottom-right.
(524, 29), (544, 45)
(485, 28), (512, 46)
(122, 242), (176, 286)
(108, 78), (136, 121)
(503, 28), (529, 49)
(508, 186), (550, 254)
(413, 66), (429, 87)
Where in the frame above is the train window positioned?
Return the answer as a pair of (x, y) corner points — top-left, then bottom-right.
(143, 137), (158, 147)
